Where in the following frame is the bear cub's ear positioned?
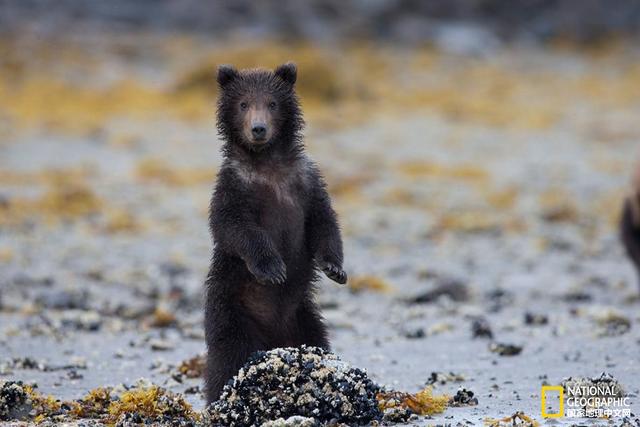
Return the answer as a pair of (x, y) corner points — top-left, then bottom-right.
(217, 65), (239, 88)
(275, 62), (297, 86)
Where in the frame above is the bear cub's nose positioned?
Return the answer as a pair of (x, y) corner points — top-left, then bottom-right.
(252, 124), (267, 140)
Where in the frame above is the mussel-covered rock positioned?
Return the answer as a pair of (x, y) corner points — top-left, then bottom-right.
(205, 346), (382, 426)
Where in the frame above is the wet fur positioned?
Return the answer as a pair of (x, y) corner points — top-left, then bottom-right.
(204, 63), (346, 403)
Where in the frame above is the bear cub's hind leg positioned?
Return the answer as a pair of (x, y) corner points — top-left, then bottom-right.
(204, 307), (265, 403)
(293, 301), (330, 350)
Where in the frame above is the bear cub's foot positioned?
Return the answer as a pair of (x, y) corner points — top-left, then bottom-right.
(248, 255), (287, 285)
(320, 261), (347, 285)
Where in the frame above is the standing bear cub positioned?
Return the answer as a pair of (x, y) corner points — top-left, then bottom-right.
(204, 62), (347, 403)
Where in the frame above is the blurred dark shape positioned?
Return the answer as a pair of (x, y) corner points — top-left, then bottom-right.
(407, 277), (469, 304)
(484, 288), (514, 312)
(562, 290), (592, 302)
(11, 273), (54, 288)
(471, 316), (493, 339)
(594, 311), (631, 337)
(620, 195), (640, 291)
(523, 311), (548, 325)
(488, 341), (522, 356)
(425, 371), (465, 386)
(449, 388), (478, 407)
(403, 327), (425, 339)
(35, 288), (89, 310)
(158, 261), (189, 280)
(1, 0), (640, 43)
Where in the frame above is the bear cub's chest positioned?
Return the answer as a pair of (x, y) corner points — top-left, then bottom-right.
(233, 161), (308, 244)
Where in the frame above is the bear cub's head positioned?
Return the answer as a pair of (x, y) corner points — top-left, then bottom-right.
(217, 62), (302, 152)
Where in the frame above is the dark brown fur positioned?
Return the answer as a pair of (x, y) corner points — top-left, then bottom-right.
(204, 63), (347, 403)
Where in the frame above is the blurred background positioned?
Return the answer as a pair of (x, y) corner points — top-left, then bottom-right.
(1, 1), (639, 423)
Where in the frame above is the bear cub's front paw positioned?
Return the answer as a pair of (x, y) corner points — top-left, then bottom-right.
(321, 262), (347, 285)
(248, 256), (287, 285)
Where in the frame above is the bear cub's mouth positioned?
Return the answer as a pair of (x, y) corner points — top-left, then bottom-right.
(246, 136), (272, 151)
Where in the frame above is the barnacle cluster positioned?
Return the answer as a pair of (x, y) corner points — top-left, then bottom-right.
(0, 380), (61, 422)
(205, 346), (382, 426)
(0, 381), (32, 421)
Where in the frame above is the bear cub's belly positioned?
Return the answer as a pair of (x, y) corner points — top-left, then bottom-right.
(255, 182), (306, 262)
(237, 184), (308, 330)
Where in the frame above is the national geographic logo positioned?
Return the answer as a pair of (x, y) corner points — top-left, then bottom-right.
(541, 384), (631, 418)
(540, 386), (564, 418)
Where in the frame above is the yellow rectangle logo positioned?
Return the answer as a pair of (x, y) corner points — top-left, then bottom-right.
(541, 385), (564, 418)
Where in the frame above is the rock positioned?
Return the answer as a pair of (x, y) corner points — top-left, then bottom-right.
(0, 381), (33, 421)
(149, 339), (175, 351)
(2, 357), (43, 371)
(449, 388), (478, 407)
(380, 405), (412, 423)
(524, 312), (548, 326)
(35, 289), (89, 310)
(12, 274), (54, 287)
(205, 346), (381, 426)
(561, 372), (625, 413)
(484, 289), (514, 312)
(67, 369), (83, 380)
(426, 372), (465, 386)
(59, 310), (102, 331)
(403, 327), (425, 339)
(408, 278), (469, 304)
(593, 311), (631, 337)
(471, 317), (493, 339)
(183, 386), (200, 395)
(489, 342), (523, 356)
(563, 290), (592, 303)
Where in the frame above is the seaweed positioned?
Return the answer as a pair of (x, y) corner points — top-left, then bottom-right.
(69, 387), (112, 419)
(176, 354), (206, 379)
(377, 386), (449, 417)
(348, 275), (393, 293)
(1, 380), (198, 425)
(107, 383), (196, 425)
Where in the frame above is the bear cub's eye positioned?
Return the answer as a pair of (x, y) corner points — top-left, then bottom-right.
(240, 102), (248, 110)
(268, 101), (277, 110)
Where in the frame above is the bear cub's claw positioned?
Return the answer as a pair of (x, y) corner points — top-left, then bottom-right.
(248, 256), (287, 285)
(321, 262), (347, 285)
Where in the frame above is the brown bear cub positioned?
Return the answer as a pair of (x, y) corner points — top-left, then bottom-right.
(621, 162), (640, 290)
(204, 62), (347, 403)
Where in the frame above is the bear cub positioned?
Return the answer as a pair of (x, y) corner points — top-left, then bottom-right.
(204, 62), (347, 403)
